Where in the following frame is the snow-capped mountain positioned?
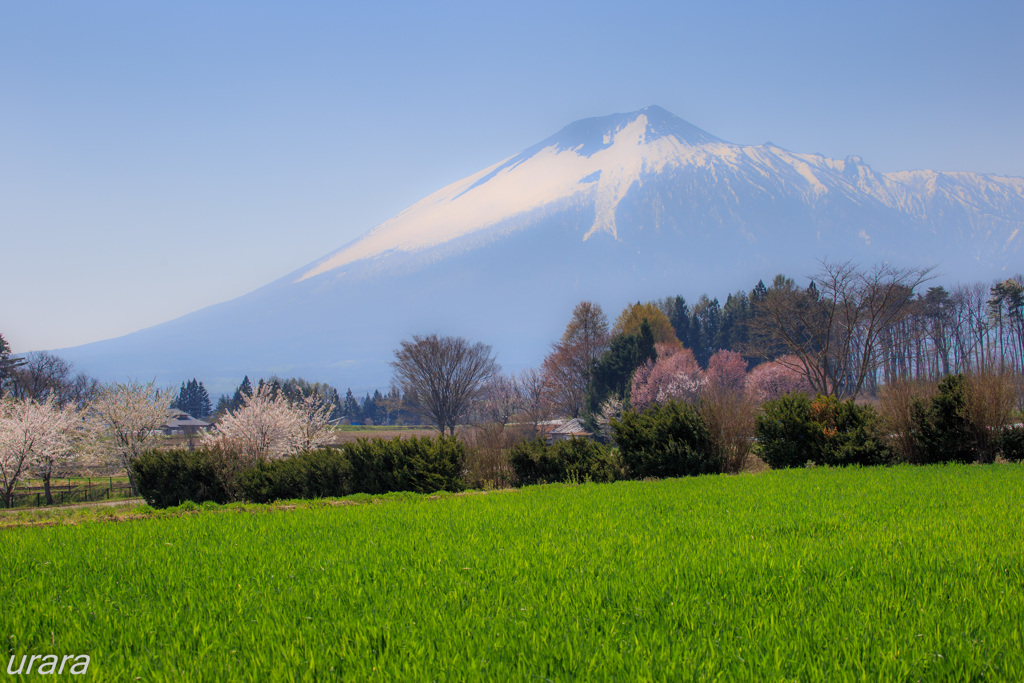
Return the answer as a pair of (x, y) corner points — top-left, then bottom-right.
(58, 106), (1024, 392)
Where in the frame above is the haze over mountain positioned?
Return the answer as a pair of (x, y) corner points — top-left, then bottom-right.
(58, 106), (1024, 393)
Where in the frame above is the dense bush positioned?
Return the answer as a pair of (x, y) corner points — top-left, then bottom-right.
(136, 436), (466, 506)
(755, 394), (890, 469)
(999, 425), (1024, 462)
(132, 448), (232, 508)
(236, 448), (350, 503)
(612, 400), (718, 478)
(509, 437), (620, 486)
(345, 436), (466, 495)
(909, 374), (980, 464)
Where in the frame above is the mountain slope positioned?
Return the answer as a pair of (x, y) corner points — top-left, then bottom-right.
(58, 106), (1024, 393)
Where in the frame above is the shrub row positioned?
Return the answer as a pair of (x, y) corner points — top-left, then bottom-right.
(133, 436), (466, 508)
(754, 394), (890, 469)
(509, 437), (620, 486)
(511, 400), (725, 484)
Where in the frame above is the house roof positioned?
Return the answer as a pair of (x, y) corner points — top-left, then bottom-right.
(162, 412), (211, 429)
(549, 418), (590, 436)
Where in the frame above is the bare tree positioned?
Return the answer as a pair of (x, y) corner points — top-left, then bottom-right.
(477, 373), (524, 427)
(542, 302), (610, 418)
(748, 260), (933, 398)
(8, 351), (99, 406)
(391, 334), (499, 436)
(88, 380), (175, 495)
(517, 367), (552, 433)
(0, 333), (26, 397)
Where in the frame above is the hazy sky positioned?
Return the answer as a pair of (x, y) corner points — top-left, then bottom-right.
(2, 0), (1022, 353)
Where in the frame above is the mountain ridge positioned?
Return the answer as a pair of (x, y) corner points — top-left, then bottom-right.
(54, 106), (1024, 393)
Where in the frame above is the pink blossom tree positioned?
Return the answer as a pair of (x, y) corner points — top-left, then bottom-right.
(744, 355), (814, 403)
(630, 344), (705, 411)
(705, 350), (748, 393)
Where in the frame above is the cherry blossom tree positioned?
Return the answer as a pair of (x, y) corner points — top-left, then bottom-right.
(205, 383), (303, 461)
(744, 355), (814, 403)
(89, 380), (175, 495)
(630, 344), (705, 412)
(293, 393), (336, 453)
(0, 397), (91, 507)
(204, 383), (335, 462)
(705, 350), (749, 393)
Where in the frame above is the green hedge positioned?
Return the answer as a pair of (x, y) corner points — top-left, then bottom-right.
(345, 436), (466, 495)
(755, 393), (890, 469)
(1001, 426), (1024, 462)
(132, 449), (232, 508)
(509, 437), (620, 486)
(135, 436), (466, 507)
(236, 448), (350, 504)
(612, 400), (719, 478)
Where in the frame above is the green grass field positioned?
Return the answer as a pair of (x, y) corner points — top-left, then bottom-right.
(2, 464), (1023, 681)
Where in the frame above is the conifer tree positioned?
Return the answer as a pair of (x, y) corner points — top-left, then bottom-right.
(342, 388), (362, 424)
(231, 376), (253, 411)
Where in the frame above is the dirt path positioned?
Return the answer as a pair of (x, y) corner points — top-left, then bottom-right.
(0, 498), (145, 515)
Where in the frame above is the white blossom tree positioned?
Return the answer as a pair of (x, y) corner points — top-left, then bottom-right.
(0, 397), (92, 508)
(205, 383), (334, 461)
(293, 393), (335, 452)
(29, 399), (94, 504)
(89, 380), (175, 495)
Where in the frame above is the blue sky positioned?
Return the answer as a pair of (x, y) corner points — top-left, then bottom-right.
(2, 0), (1022, 353)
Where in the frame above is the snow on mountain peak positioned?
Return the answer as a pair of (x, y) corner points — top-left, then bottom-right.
(295, 106), (1024, 284)
(296, 107), (730, 282)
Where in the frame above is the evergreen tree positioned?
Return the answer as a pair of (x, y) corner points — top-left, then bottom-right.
(0, 333), (26, 396)
(172, 382), (187, 411)
(214, 394), (232, 417)
(231, 375), (253, 410)
(659, 296), (691, 350)
(585, 321), (657, 416)
(194, 381), (212, 418)
(342, 388), (362, 424)
(691, 295), (722, 367)
(719, 291), (751, 358)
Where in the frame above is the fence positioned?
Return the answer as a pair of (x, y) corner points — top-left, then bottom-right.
(5, 478), (136, 509)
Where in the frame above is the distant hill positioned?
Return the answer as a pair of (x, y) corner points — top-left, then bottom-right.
(58, 106), (1024, 393)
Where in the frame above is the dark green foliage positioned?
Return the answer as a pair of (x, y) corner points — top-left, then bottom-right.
(612, 400), (719, 478)
(172, 378), (213, 418)
(342, 388), (362, 424)
(345, 436), (466, 494)
(660, 296), (691, 350)
(754, 393), (819, 469)
(691, 295), (721, 368)
(755, 394), (891, 469)
(586, 321), (657, 414)
(909, 374), (977, 464)
(237, 449), (351, 503)
(718, 291), (751, 359)
(0, 332), (26, 394)
(240, 438), (465, 502)
(509, 437), (620, 486)
(1001, 426), (1024, 462)
(132, 449), (231, 508)
(231, 376), (253, 410)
